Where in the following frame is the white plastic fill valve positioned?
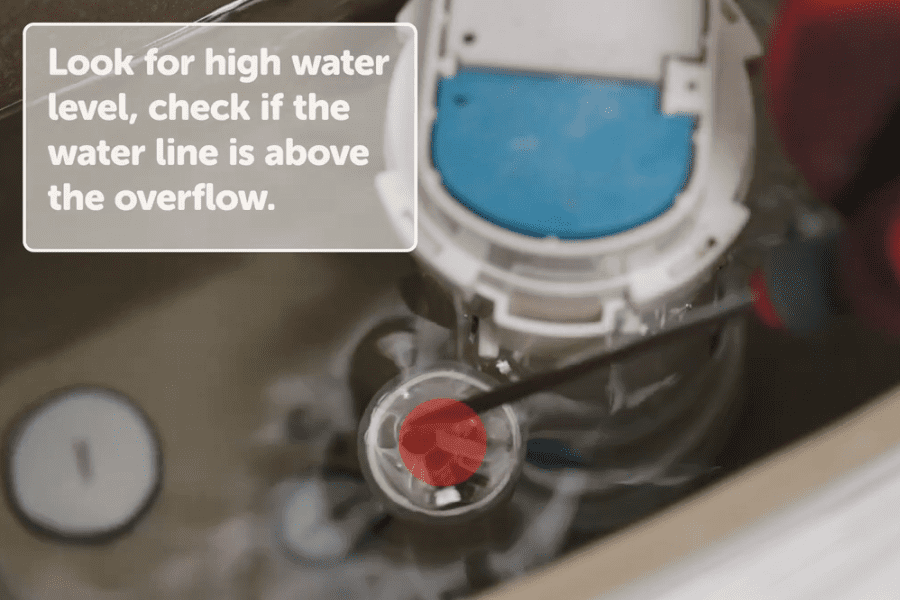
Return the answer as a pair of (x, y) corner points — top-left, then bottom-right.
(380, 0), (763, 357)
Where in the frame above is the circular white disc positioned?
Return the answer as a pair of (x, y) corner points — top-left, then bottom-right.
(6, 388), (161, 539)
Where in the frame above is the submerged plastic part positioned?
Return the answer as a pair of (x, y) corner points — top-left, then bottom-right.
(432, 70), (695, 239)
(358, 364), (524, 522)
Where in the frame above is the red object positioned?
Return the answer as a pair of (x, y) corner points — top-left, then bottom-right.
(839, 182), (900, 337)
(398, 398), (488, 488)
(750, 268), (786, 330)
(766, 1), (900, 204)
(888, 203), (900, 282)
(766, 0), (900, 336)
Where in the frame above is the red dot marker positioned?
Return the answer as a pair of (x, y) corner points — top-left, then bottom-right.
(398, 398), (488, 488)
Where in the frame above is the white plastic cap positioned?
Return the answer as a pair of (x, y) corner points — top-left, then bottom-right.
(382, 0), (762, 356)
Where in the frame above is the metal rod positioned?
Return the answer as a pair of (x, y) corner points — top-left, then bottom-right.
(457, 292), (754, 416)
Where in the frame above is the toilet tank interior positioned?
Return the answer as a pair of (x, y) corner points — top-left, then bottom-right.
(0, 0), (899, 599)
